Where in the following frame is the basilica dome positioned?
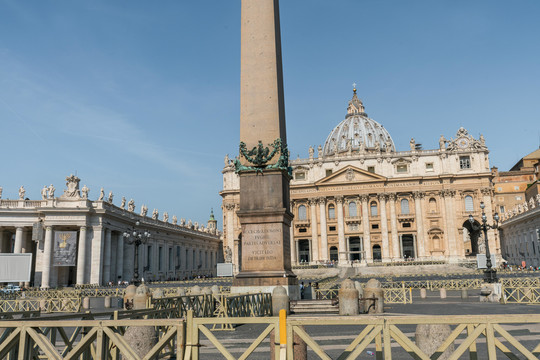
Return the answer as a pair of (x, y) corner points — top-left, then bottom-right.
(323, 89), (395, 156)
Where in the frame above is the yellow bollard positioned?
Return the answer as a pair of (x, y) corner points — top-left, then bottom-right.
(279, 309), (287, 360)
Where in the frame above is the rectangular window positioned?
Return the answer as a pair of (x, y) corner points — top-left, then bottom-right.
(371, 224), (379, 229)
(515, 196), (522, 201)
(325, 169), (333, 177)
(514, 185), (520, 190)
(367, 166), (375, 173)
(169, 248), (173, 271)
(402, 222), (411, 228)
(295, 172), (305, 180)
(176, 246), (181, 269)
(459, 156), (471, 169)
(147, 245), (152, 271)
(396, 164), (408, 173)
(497, 187), (502, 192)
(500, 206), (505, 213)
(329, 226), (336, 232)
(425, 163), (434, 171)
(299, 228), (307, 233)
(158, 247), (163, 271)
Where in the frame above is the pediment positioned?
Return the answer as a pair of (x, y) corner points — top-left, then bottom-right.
(316, 166), (386, 186)
(391, 157), (412, 165)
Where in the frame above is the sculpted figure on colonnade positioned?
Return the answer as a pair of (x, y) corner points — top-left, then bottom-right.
(0, 186), (3, 199)
(172, 215), (178, 225)
(19, 186), (25, 199)
(62, 174), (81, 198)
(108, 191), (113, 203)
(128, 199), (135, 212)
(152, 208), (158, 220)
(48, 184), (55, 199)
(140, 204), (148, 216)
(163, 212), (169, 223)
(98, 188), (105, 201)
(41, 185), (48, 199)
(121, 197), (126, 209)
(439, 135), (446, 150)
(81, 185), (89, 199)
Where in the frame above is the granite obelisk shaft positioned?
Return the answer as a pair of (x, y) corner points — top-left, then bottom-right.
(234, 0), (297, 296)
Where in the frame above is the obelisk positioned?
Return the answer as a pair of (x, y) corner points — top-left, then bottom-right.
(232, 0), (298, 298)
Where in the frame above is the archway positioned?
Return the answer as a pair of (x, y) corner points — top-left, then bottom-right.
(329, 246), (338, 261)
(298, 240), (310, 263)
(348, 237), (361, 261)
(372, 244), (382, 261)
(462, 220), (481, 255)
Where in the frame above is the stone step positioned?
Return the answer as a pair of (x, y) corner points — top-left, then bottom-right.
(290, 299), (339, 314)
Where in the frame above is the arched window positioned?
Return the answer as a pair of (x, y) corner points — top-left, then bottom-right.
(429, 198), (437, 213)
(298, 205), (307, 220)
(400, 199), (410, 215)
(348, 201), (357, 217)
(328, 204), (335, 219)
(370, 201), (378, 216)
(464, 195), (474, 212)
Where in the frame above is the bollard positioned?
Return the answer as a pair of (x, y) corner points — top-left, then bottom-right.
(354, 281), (364, 311)
(364, 279), (384, 314)
(82, 297), (90, 310)
(104, 296), (111, 309)
(272, 286), (290, 316)
(123, 284), (158, 358)
(123, 285), (137, 310)
(338, 279), (359, 316)
(415, 324), (454, 360)
(439, 288), (447, 299)
(420, 288), (427, 299)
(461, 289), (468, 300)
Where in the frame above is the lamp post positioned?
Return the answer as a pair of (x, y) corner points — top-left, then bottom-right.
(469, 201), (499, 283)
(123, 221), (151, 285)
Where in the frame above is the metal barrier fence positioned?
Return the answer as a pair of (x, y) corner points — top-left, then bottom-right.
(0, 298), (81, 313)
(315, 287), (412, 304)
(502, 286), (540, 304)
(2, 311), (539, 359)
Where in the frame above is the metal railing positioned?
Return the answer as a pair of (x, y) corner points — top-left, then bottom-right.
(2, 311), (539, 359)
(0, 298), (81, 313)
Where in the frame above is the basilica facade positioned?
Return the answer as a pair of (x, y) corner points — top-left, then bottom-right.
(0, 175), (222, 288)
(221, 90), (499, 268)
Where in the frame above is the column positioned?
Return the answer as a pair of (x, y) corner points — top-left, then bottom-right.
(110, 234), (117, 282)
(336, 196), (347, 263)
(289, 202), (296, 265)
(0, 230), (4, 253)
(90, 226), (104, 285)
(14, 227), (23, 253)
(225, 204), (235, 254)
(442, 190), (457, 260)
(41, 226), (53, 289)
(361, 195), (372, 261)
(413, 191), (426, 259)
(103, 229), (112, 284)
(116, 233), (124, 282)
(379, 194), (390, 261)
(309, 198), (319, 262)
(318, 197), (328, 261)
(388, 193), (400, 260)
(295, 241), (300, 263)
(76, 226), (87, 285)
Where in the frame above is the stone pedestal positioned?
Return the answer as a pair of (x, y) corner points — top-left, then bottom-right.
(232, 172), (298, 298)
(480, 283), (502, 303)
(339, 279), (359, 316)
(415, 324), (454, 360)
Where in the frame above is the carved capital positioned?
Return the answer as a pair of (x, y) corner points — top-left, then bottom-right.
(309, 198), (318, 206)
(412, 191), (424, 199)
(335, 195), (344, 204)
(480, 188), (492, 196)
(360, 194), (370, 203)
(318, 197), (326, 205)
(224, 203), (236, 211)
(386, 193), (396, 201)
(378, 193), (387, 202)
(441, 189), (456, 198)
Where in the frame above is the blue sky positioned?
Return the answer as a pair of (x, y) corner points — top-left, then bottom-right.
(1, 1), (539, 228)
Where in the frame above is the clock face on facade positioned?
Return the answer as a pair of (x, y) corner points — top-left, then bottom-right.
(458, 138), (469, 149)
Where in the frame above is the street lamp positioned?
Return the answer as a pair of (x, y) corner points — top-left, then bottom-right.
(123, 221), (151, 285)
(469, 201), (499, 283)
